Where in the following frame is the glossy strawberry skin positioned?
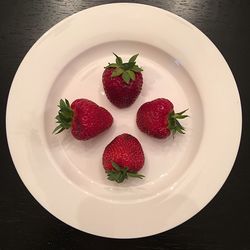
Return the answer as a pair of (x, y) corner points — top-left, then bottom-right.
(102, 68), (143, 108)
(70, 99), (113, 140)
(103, 133), (145, 172)
(136, 98), (174, 139)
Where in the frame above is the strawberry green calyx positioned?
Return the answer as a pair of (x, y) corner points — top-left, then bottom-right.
(168, 109), (189, 135)
(53, 99), (74, 134)
(105, 53), (143, 84)
(106, 161), (145, 183)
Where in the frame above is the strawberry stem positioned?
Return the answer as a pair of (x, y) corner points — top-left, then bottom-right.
(53, 99), (74, 134)
(106, 161), (144, 183)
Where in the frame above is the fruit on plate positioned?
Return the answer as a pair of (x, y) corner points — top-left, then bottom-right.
(102, 53), (143, 108)
(136, 98), (189, 139)
(53, 99), (113, 140)
(103, 133), (145, 183)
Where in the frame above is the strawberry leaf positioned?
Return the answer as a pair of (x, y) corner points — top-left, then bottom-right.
(60, 99), (66, 108)
(177, 109), (189, 115)
(129, 54), (139, 63)
(53, 124), (62, 134)
(111, 161), (121, 171)
(122, 62), (135, 70)
(127, 70), (135, 80)
(176, 126), (185, 134)
(65, 99), (70, 106)
(122, 71), (130, 84)
(175, 120), (184, 130)
(111, 68), (123, 77)
(127, 172), (145, 179)
(113, 53), (123, 66)
(105, 63), (118, 69)
(132, 65), (143, 72)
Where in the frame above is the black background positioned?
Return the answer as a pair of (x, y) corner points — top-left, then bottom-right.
(1, 1), (249, 249)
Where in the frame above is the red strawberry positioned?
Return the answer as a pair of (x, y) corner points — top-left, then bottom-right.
(53, 99), (113, 140)
(102, 53), (143, 108)
(136, 98), (188, 139)
(103, 133), (145, 183)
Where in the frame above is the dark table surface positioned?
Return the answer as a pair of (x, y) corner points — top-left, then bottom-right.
(1, 0), (249, 249)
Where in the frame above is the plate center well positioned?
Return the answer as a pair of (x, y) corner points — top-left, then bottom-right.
(44, 41), (203, 202)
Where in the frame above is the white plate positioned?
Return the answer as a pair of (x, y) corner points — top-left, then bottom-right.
(6, 3), (241, 238)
